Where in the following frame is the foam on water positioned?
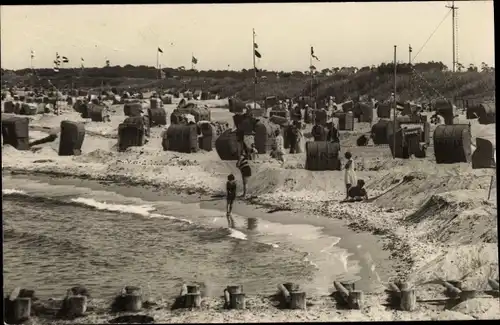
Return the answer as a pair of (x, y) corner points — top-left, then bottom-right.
(2, 189), (27, 195)
(71, 197), (156, 216)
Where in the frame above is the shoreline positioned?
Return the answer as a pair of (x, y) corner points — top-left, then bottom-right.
(3, 167), (410, 277)
(4, 172), (396, 294)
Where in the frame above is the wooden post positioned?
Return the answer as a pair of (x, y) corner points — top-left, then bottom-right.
(230, 293), (246, 310)
(400, 289), (416, 311)
(348, 290), (364, 310)
(283, 282), (300, 292)
(290, 291), (306, 310)
(227, 285), (243, 295)
(341, 282), (355, 291)
(488, 279), (499, 291)
(447, 280), (462, 290)
(247, 217), (258, 230)
(14, 298), (32, 322)
(459, 290), (477, 302)
(122, 286), (142, 312)
(387, 282), (401, 306)
(185, 293), (201, 309)
(397, 281), (410, 291)
(67, 295), (88, 317)
(277, 283), (291, 308)
(333, 281), (350, 302)
(179, 284), (188, 296)
(187, 285), (200, 294)
(442, 281), (461, 297)
(223, 289), (231, 308)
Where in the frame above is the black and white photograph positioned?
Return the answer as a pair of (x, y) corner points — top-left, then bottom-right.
(1, 1), (498, 323)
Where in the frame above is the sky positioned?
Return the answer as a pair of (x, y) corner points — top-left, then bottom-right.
(0, 2), (495, 71)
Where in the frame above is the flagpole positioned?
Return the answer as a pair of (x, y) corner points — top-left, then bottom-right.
(393, 45), (397, 159)
(30, 49), (34, 90)
(252, 28), (256, 110)
(408, 44), (412, 99)
(310, 45), (313, 109)
(157, 48), (160, 80)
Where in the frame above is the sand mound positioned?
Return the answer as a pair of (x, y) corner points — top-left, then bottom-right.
(408, 243), (498, 289)
(430, 311), (475, 320)
(451, 298), (500, 319)
(406, 190), (497, 244)
(368, 167), (495, 210)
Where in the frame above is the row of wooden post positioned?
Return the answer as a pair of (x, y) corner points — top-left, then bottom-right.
(6, 278), (500, 323)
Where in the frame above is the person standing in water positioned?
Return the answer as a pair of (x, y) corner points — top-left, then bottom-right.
(226, 174), (237, 228)
(344, 151), (357, 200)
(236, 151), (252, 197)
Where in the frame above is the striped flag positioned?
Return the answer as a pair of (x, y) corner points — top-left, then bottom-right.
(62, 56), (69, 63)
(311, 47), (320, 61)
(192, 56), (198, 64)
(105, 59), (110, 67)
(81, 57), (85, 68)
(55, 52), (61, 65)
(158, 47), (163, 54)
(30, 50), (35, 59)
(409, 45), (412, 53)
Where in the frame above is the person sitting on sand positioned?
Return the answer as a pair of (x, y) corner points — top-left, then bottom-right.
(236, 151), (251, 197)
(347, 179), (368, 201)
(226, 174), (237, 228)
(344, 151), (357, 200)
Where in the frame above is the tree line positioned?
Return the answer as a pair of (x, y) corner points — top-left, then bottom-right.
(2, 60), (494, 82)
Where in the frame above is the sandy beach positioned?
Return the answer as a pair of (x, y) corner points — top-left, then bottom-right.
(1, 97), (498, 322)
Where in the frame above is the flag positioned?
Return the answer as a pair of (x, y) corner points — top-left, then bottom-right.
(105, 59), (110, 66)
(310, 65), (316, 70)
(62, 56), (69, 63)
(81, 57), (85, 68)
(53, 60), (60, 66)
(192, 56), (198, 64)
(53, 66), (59, 73)
(254, 49), (261, 59)
(30, 50), (35, 59)
(158, 47), (163, 53)
(254, 43), (258, 49)
(409, 45), (412, 53)
(311, 46), (320, 61)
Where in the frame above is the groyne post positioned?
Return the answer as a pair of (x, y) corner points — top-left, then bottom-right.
(121, 286), (142, 312)
(226, 285), (245, 310)
(65, 288), (88, 317)
(442, 280), (462, 298)
(7, 287), (32, 323)
(185, 284), (201, 309)
(334, 281), (363, 310)
(487, 279), (499, 291)
(387, 281), (416, 311)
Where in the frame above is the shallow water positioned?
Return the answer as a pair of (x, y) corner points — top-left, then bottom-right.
(3, 174), (391, 299)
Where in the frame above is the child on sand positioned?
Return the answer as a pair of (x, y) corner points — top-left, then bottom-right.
(226, 174), (237, 228)
(344, 151), (357, 200)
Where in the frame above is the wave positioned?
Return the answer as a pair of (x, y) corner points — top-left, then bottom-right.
(2, 189), (27, 195)
(2, 188), (256, 244)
